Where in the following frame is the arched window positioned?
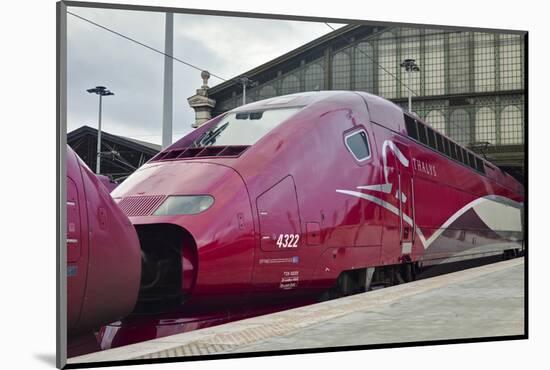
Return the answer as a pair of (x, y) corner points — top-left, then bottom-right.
(332, 51), (351, 90)
(449, 32), (470, 94)
(499, 34), (522, 90)
(304, 64), (324, 91)
(259, 85), (276, 100)
(474, 33), (495, 92)
(449, 109), (471, 145)
(281, 74), (300, 95)
(354, 42), (374, 92)
(475, 107), (496, 144)
(426, 110), (446, 135)
(424, 29), (445, 96)
(378, 32), (397, 98)
(500, 105), (523, 144)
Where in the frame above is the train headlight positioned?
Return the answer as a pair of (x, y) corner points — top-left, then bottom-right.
(153, 195), (214, 216)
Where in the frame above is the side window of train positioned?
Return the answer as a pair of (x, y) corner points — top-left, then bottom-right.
(417, 122), (428, 145)
(450, 142), (458, 160)
(427, 127), (437, 150)
(475, 157), (486, 174)
(461, 148), (468, 165)
(435, 132), (444, 152)
(467, 152), (475, 168)
(404, 114), (418, 140)
(344, 129), (371, 162)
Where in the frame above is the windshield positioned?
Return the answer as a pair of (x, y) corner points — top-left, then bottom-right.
(193, 107), (301, 147)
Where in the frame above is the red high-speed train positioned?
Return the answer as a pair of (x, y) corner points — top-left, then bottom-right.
(66, 146), (141, 354)
(111, 91), (524, 310)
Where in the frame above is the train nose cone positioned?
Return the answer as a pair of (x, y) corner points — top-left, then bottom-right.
(111, 160), (255, 312)
(66, 146), (141, 335)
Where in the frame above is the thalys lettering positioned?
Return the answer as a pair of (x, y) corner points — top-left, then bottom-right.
(412, 158), (438, 177)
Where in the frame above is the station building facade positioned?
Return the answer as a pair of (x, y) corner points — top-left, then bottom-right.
(188, 24), (525, 182)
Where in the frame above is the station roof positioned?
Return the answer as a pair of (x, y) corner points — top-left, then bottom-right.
(67, 125), (160, 181)
(68, 125), (161, 154)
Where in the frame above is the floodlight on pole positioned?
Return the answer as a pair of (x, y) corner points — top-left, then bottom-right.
(87, 85), (114, 174)
(235, 76), (258, 106)
(400, 59), (420, 113)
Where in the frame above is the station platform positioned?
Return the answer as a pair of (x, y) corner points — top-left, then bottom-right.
(68, 258), (524, 365)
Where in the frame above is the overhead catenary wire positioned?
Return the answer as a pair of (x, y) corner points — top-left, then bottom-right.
(67, 11), (229, 82)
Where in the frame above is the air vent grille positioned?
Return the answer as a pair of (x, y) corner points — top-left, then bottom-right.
(117, 195), (166, 217)
(151, 145), (249, 162)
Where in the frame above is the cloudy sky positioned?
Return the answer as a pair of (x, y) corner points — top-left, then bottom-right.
(67, 6), (346, 145)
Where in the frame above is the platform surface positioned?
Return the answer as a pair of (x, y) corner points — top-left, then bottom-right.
(68, 258), (525, 364)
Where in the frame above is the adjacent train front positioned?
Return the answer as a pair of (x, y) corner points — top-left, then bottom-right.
(66, 146), (141, 354)
(111, 114), (258, 312)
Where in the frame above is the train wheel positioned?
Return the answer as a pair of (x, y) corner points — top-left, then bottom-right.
(318, 268), (372, 302)
(400, 263), (416, 283)
(401, 264), (411, 283)
(503, 249), (516, 260)
(364, 267), (375, 292)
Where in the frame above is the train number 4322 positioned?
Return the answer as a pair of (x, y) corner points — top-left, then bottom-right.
(276, 234), (300, 248)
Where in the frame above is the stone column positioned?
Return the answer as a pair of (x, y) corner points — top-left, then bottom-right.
(187, 70), (216, 128)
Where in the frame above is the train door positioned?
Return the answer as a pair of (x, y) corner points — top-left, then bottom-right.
(381, 140), (415, 262)
(66, 175), (87, 331)
(396, 147), (415, 257)
(252, 176), (304, 292)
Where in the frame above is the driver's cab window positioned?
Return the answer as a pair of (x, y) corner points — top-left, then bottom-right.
(344, 129), (371, 162)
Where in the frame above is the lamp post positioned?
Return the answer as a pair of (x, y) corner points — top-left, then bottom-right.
(400, 59), (420, 113)
(235, 76), (257, 105)
(87, 86), (114, 174)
